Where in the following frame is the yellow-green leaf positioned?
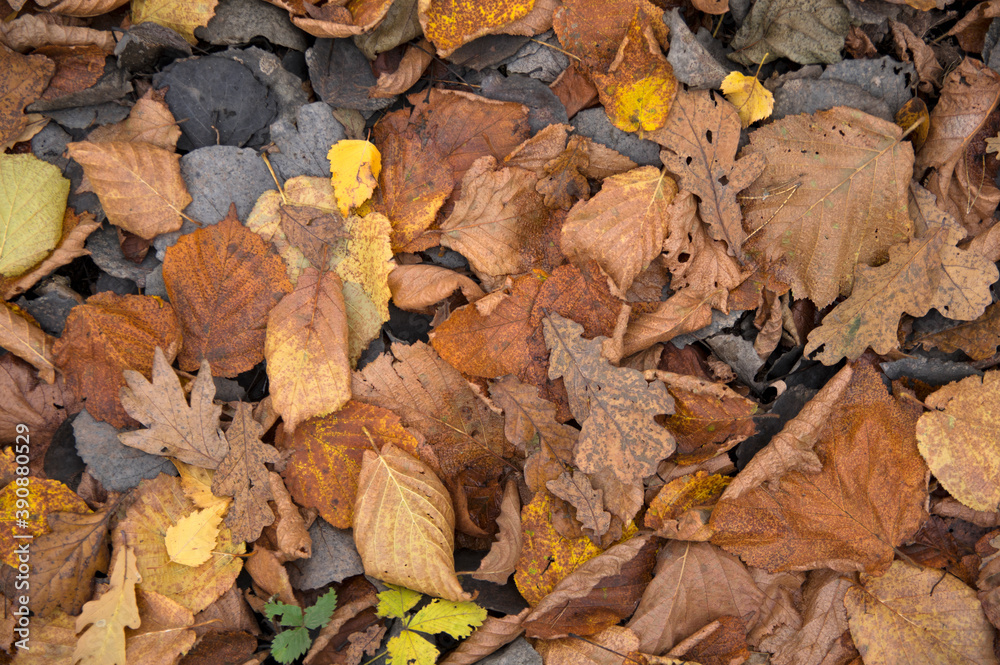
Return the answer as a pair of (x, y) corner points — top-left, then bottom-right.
(377, 584), (424, 620)
(328, 140), (381, 216)
(387, 629), (439, 665)
(407, 599), (487, 639)
(0, 154), (68, 278)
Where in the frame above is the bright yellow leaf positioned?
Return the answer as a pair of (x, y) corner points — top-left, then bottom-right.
(328, 140), (382, 216)
(720, 71), (774, 128)
(165, 501), (229, 567)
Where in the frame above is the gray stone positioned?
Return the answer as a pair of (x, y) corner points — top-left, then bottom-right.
(704, 333), (765, 392)
(213, 377), (246, 402)
(95, 273), (139, 296)
(28, 64), (132, 113)
(571, 108), (660, 166)
(115, 22), (192, 72)
(502, 31), (569, 83)
(31, 123), (102, 215)
(87, 224), (160, 288)
(144, 264), (168, 300)
(820, 56), (916, 114)
(14, 281), (81, 336)
(290, 519), (364, 590)
(73, 410), (177, 492)
(42, 102), (131, 131)
(221, 46), (309, 128)
(478, 639), (542, 665)
(880, 356), (982, 385)
(666, 9), (729, 89)
(270, 102), (347, 181)
(772, 78), (892, 121)
(196, 0), (308, 50)
(481, 72), (568, 134)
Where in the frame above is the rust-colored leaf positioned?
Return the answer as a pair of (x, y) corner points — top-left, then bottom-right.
(66, 141), (192, 240)
(353, 444), (472, 602)
(163, 206), (292, 377)
(710, 364), (928, 574)
(545, 312), (676, 484)
(0, 301), (57, 384)
(546, 471), (612, 538)
(739, 107), (915, 307)
(914, 300), (1000, 361)
(281, 400), (421, 529)
(35, 44), (105, 101)
(419, 0), (536, 55)
(265, 268), (351, 433)
(0, 45), (54, 147)
(52, 293), (182, 427)
(388, 264), (485, 313)
(473, 479), (522, 584)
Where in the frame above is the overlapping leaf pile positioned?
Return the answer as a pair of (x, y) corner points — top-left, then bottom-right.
(2, 0), (1000, 664)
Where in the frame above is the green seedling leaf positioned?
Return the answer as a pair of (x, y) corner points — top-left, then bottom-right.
(264, 599), (304, 628)
(304, 588), (339, 630)
(272, 626), (312, 665)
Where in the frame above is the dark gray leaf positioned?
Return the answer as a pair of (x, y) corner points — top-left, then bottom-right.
(289, 519), (364, 590)
(306, 39), (394, 111)
(73, 410), (176, 492)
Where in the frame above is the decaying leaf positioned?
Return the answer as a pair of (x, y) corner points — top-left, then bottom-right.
(545, 312), (676, 484)
(419, 0), (536, 55)
(130, 0), (219, 44)
(1, 301), (57, 384)
(0, 46), (55, 147)
(728, 0), (850, 67)
(353, 444), (472, 602)
(72, 540), (141, 665)
(473, 479), (522, 584)
(546, 471), (612, 538)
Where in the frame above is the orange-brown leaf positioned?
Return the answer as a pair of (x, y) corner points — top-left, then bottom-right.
(438, 609), (529, 665)
(87, 88), (181, 151)
(914, 300), (1000, 360)
(388, 264), (485, 313)
(709, 364), (928, 574)
(419, 0), (536, 55)
(0, 46), (54, 147)
(0, 301), (57, 384)
(473, 479), (523, 585)
(0, 478), (90, 568)
(163, 206), (292, 377)
(653, 371), (758, 457)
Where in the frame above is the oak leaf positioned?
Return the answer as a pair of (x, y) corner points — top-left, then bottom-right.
(544, 312), (676, 484)
(162, 205), (293, 377)
(352, 341), (512, 486)
(53, 293), (182, 427)
(739, 107), (915, 307)
(264, 268), (352, 434)
(328, 140), (381, 216)
(916, 372), (1000, 513)
(805, 185), (998, 364)
(0, 46), (54, 147)
(844, 561), (997, 665)
(710, 364), (928, 574)
(0, 478), (90, 568)
(353, 444), (472, 602)
(117, 474), (244, 613)
(1, 301), (57, 384)
(130, 0), (219, 44)
(648, 90), (765, 257)
(281, 400), (421, 529)
(419, 0), (536, 55)
(66, 141), (192, 240)
(119, 347), (230, 469)
(473, 479), (522, 584)
(165, 501), (228, 567)
(720, 71), (774, 128)
(72, 541), (141, 665)
(523, 533), (659, 639)
(562, 166), (677, 293)
(514, 491), (604, 606)
(0, 154), (68, 279)
(211, 402), (281, 542)
(546, 471), (612, 538)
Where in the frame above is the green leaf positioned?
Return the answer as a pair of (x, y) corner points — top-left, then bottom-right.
(271, 626), (312, 665)
(304, 588), (339, 629)
(387, 630), (439, 665)
(0, 154), (68, 278)
(377, 584), (423, 620)
(407, 599), (487, 639)
(264, 598), (304, 628)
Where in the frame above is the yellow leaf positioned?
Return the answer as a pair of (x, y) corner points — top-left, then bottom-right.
(328, 140), (382, 216)
(73, 542), (141, 665)
(387, 629), (439, 665)
(165, 501), (229, 567)
(173, 460), (225, 510)
(720, 71), (774, 128)
(130, 0), (219, 45)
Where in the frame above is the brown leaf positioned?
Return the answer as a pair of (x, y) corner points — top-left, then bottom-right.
(644, 472), (730, 541)
(546, 471), (612, 538)
(648, 89), (765, 257)
(770, 570), (856, 665)
(0, 13), (115, 52)
(163, 206), (292, 377)
(623, 289), (720, 356)
(545, 312), (676, 484)
(562, 166), (678, 292)
(370, 39), (433, 98)
(0, 301), (56, 384)
(740, 107), (915, 308)
(0, 355), (77, 457)
(536, 626), (640, 665)
(438, 609), (529, 665)
(279, 204), (350, 267)
(352, 341), (512, 486)
(52, 292), (182, 427)
(66, 141), (192, 240)
(439, 157), (550, 283)
(280, 400), (421, 529)
(353, 444), (472, 602)
(87, 88), (180, 151)
(915, 57), (1000, 237)
(266, 472), (311, 562)
(710, 363), (928, 575)
(914, 301), (1000, 361)
(473, 479), (522, 584)
(72, 540), (141, 665)
(124, 589), (197, 665)
(119, 348), (229, 469)
(388, 264), (485, 313)
(268, 0), (393, 37)
(845, 561), (996, 664)
(890, 20), (943, 94)
(35, 44), (106, 102)
(0, 45), (54, 147)
(806, 184), (999, 364)
(211, 403), (281, 543)
(265, 268), (352, 434)
(36, 0), (130, 18)
(524, 533), (659, 639)
(246, 546), (297, 605)
(2, 209), (100, 300)
(627, 541), (764, 654)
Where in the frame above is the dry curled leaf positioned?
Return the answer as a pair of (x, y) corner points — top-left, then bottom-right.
(474, 479), (523, 585)
(0, 301), (57, 384)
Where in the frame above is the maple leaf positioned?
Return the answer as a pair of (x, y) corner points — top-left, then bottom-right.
(353, 445), (472, 602)
(264, 268), (352, 434)
(739, 106), (915, 307)
(72, 541), (141, 665)
(66, 141), (192, 240)
(806, 184), (998, 364)
(544, 312), (676, 484)
(211, 402), (282, 542)
(710, 364), (928, 574)
(845, 561), (997, 664)
(561, 166), (677, 293)
(328, 139), (381, 216)
(916, 372), (1000, 513)
(119, 347), (229, 469)
(162, 205), (293, 378)
(0, 154), (68, 279)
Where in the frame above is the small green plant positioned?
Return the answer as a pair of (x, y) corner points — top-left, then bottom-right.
(264, 588), (339, 664)
(376, 585), (487, 665)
